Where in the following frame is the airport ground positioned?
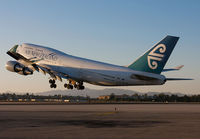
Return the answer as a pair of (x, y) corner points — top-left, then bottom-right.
(0, 104), (200, 139)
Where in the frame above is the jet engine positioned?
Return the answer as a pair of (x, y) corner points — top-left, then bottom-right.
(6, 61), (33, 76)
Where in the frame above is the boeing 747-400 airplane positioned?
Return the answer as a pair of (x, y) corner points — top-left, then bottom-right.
(6, 35), (192, 90)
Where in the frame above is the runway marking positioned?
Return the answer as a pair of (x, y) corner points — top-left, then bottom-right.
(96, 111), (118, 116)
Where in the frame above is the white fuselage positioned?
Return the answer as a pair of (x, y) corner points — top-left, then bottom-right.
(16, 43), (166, 86)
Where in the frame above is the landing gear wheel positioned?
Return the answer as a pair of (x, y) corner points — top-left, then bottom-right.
(50, 83), (57, 88)
(70, 85), (73, 89)
(53, 84), (57, 88)
(50, 84), (54, 88)
(74, 84), (77, 88)
(64, 83), (68, 88)
(77, 85), (85, 90)
(49, 79), (56, 89)
(49, 79), (55, 84)
(64, 84), (73, 89)
(67, 84), (71, 89)
(66, 84), (73, 89)
(81, 86), (85, 90)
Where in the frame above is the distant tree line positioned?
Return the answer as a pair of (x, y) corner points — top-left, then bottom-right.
(0, 93), (200, 102)
(109, 93), (200, 102)
(0, 93), (88, 102)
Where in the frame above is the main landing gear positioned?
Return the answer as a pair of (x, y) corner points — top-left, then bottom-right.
(64, 80), (85, 90)
(64, 83), (73, 89)
(49, 79), (85, 90)
(49, 79), (57, 88)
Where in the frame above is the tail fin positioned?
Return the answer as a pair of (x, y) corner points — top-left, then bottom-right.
(128, 35), (179, 74)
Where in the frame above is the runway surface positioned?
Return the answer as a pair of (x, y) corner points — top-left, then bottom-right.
(0, 104), (200, 139)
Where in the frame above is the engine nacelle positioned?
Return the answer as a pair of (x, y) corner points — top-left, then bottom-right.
(6, 61), (33, 76)
(22, 67), (33, 75)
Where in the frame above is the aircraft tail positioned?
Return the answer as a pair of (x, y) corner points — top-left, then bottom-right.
(128, 35), (179, 74)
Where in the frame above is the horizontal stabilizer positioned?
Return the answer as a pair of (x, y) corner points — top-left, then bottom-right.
(162, 65), (184, 72)
(166, 78), (193, 81)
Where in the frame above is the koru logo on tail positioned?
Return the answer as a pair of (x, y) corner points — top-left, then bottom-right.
(147, 44), (166, 69)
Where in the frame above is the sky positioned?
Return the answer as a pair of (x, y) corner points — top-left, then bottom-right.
(0, 0), (199, 94)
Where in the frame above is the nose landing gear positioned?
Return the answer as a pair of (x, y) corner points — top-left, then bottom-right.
(49, 79), (57, 88)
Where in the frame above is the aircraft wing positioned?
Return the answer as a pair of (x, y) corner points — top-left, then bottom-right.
(7, 50), (69, 82)
(162, 65), (184, 72)
(35, 64), (70, 81)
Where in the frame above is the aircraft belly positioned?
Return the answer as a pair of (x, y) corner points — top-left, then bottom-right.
(79, 69), (130, 86)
